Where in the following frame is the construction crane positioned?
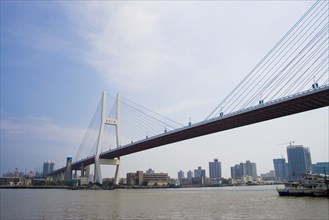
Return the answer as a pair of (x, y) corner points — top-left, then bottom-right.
(276, 141), (295, 159)
(277, 141), (295, 147)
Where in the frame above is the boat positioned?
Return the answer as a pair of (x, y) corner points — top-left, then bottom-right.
(276, 173), (329, 197)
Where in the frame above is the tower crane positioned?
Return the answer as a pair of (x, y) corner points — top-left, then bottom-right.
(277, 141), (295, 147)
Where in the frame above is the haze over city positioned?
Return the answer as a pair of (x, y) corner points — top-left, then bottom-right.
(1, 1), (328, 179)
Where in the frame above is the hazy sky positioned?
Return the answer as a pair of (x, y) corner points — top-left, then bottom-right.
(1, 1), (328, 179)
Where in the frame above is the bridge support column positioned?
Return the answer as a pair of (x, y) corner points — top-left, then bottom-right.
(85, 165), (90, 178)
(94, 92), (121, 184)
(80, 163), (85, 177)
(114, 157), (120, 185)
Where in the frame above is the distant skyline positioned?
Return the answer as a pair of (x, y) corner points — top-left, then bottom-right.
(1, 1), (328, 178)
(3, 146), (325, 180)
(2, 143), (326, 180)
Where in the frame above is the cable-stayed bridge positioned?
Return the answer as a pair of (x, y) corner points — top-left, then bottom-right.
(49, 1), (329, 184)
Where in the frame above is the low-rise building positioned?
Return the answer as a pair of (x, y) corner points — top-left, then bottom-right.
(210, 178), (221, 185)
(0, 177), (21, 185)
(80, 177), (89, 185)
(126, 171), (169, 186)
(242, 175), (253, 183)
(179, 178), (192, 186)
(191, 177), (204, 185)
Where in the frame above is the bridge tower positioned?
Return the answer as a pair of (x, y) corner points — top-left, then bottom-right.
(94, 91), (121, 185)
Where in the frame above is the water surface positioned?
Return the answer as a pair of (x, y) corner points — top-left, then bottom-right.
(1, 185), (328, 219)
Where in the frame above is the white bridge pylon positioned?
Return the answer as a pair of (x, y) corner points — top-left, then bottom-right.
(94, 91), (120, 184)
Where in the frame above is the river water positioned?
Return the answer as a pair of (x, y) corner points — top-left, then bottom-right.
(1, 185), (328, 220)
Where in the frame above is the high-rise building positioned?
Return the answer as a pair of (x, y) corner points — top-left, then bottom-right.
(187, 170), (193, 179)
(230, 160), (257, 180)
(231, 164), (241, 179)
(177, 170), (185, 180)
(43, 161), (55, 176)
(194, 166), (206, 178)
(209, 159), (222, 178)
(287, 145), (312, 181)
(273, 158), (289, 181)
(245, 160), (257, 180)
(312, 162), (329, 175)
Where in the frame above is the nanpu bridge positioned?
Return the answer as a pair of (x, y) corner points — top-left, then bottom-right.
(48, 1), (329, 184)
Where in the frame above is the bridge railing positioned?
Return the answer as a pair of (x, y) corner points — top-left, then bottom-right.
(203, 84), (329, 123)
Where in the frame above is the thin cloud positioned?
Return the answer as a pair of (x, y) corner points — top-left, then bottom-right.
(63, 2), (224, 92)
(1, 116), (84, 145)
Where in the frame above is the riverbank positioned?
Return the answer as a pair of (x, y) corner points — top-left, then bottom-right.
(0, 185), (69, 189)
(0, 183), (277, 190)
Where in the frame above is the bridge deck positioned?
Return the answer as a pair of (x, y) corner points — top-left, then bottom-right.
(49, 86), (328, 175)
(100, 86), (329, 159)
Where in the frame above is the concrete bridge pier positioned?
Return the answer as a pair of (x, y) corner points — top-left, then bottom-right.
(80, 163), (85, 177)
(74, 170), (77, 179)
(65, 157), (72, 181)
